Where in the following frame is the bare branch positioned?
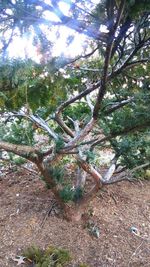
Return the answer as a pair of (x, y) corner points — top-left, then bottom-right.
(33, 0), (108, 42)
(86, 95), (94, 113)
(121, 58), (150, 70)
(66, 118), (95, 148)
(56, 46), (148, 118)
(103, 156), (118, 181)
(92, 46), (112, 119)
(76, 167), (87, 188)
(103, 162), (150, 185)
(67, 116), (80, 133)
(66, 45), (100, 66)
(54, 113), (74, 138)
(13, 111), (59, 140)
(0, 141), (41, 163)
(104, 97), (134, 115)
(111, 17), (132, 58)
(111, 40), (150, 78)
(77, 156), (103, 186)
(114, 0), (126, 30)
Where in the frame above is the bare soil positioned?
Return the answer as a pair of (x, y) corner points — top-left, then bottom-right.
(0, 167), (150, 267)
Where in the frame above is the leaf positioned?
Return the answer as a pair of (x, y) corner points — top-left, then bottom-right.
(12, 255), (26, 265)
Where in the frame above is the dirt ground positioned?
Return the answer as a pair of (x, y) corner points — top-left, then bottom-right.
(0, 167), (150, 267)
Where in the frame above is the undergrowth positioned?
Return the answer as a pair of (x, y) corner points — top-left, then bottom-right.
(22, 245), (89, 267)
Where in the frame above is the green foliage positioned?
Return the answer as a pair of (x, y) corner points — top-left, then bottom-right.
(48, 166), (64, 184)
(59, 185), (83, 203)
(73, 187), (84, 202)
(45, 246), (71, 265)
(99, 86), (150, 171)
(23, 246), (43, 263)
(22, 245), (71, 267)
(111, 132), (150, 169)
(64, 102), (90, 122)
(40, 166), (64, 189)
(0, 59), (68, 112)
(55, 138), (65, 153)
(0, 119), (35, 146)
(84, 151), (96, 163)
(126, 0), (150, 18)
(13, 156), (26, 166)
(59, 185), (74, 203)
(102, 92), (150, 135)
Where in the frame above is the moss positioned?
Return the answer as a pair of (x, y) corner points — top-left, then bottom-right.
(22, 245), (71, 267)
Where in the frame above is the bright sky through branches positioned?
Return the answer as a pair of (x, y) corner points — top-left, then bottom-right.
(7, 0), (102, 61)
(8, 26), (88, 61)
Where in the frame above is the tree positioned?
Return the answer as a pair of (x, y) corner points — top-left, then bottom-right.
(0, 0), (150, 221)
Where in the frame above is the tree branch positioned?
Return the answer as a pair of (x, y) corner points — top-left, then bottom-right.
(103, 162), (150, 185)
(0, 141), (42, 163)
(104, 97), (134, 115)
(103, 156), (118, 181)
(54, 113), (74, 138)
(56, 81), (100, 113)
(86, 94), (94, 113)
(77, 156), (103, 186)
(13, 111), (59, 140)
(92, 0), (126, 119)
(111, 40), (150, 78)
(91, 120), (150, 148)
(65, 118), (95, 149)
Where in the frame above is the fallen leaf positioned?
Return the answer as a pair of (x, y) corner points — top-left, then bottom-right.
(12, 255), (26, 265)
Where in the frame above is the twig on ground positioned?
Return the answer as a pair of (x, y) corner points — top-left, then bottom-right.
(141, 211), (150, 223)
(128, 240), (145, 267)
(39, 200), (57, 229)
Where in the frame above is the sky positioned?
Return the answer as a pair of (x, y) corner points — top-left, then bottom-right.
(8, 27), (88, 61)
(7, 0), (102, 61)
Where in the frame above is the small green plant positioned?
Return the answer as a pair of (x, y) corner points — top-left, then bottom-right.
(45, 246), (71, 265)
(22, 245), (71, 267)
(59, 185), (74, 203)
(40, 166), (64, 189)
(59, 185), (83, 203)
(73, 187), (83, 202)
(13, 156), (26, 165)
(48, 166), (64, 184)
(23, 246), (43, 263)
(55, 138), (65, 152)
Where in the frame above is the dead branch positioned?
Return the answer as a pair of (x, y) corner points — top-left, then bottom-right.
(103, 162), (150, 185)
(103, 157), (118, 181)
